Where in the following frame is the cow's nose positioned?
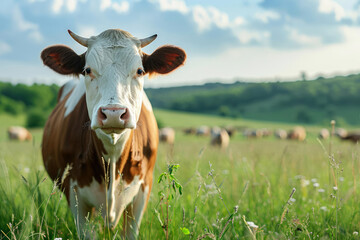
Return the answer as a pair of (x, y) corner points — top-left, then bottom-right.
(97, 106), (130, 128)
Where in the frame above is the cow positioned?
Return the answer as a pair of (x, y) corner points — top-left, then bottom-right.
(210, 128), (230, 150)
(318, 128), (330, 140)
(338, 132), (360, 143)
(288, 126), (306, 141)
(159, 127), (175, 144)
(335, 128), (347, 138)
(7, 126), (32, 141)
(196, 126), (210, 136)
(274, 129), (287, 140)
(243, 129), (263, 138)
(40, 29), (186, 239)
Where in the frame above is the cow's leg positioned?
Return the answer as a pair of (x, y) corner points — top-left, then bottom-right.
(122, 185), (150, 240)
(69, 183), (94, 239)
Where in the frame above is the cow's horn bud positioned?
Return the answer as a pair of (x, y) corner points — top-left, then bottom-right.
(68, 30), (89, 47)
(140, 34), (157, 48)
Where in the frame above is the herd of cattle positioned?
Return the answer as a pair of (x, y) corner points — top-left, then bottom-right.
(8, 125), (360, 147)
(157, 125), (360, 148)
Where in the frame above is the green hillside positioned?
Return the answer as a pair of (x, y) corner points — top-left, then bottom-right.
(2, 73), (360, 127)
(146, 74), (360, 126)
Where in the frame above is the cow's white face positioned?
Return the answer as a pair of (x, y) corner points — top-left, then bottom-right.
(83, 30), (144, 140)
(41, 28), (186, 146)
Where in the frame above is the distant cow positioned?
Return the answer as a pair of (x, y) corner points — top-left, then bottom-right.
(196, 126), (210, 136)
(243, 129), (263, 138)
(335, 128), (347, 138)
(261, 128), (272, 137)
(7, 126), (32, 141)
(183, 127), (195, 135)
(159, 127), (175, 144)
(224, 126), (236, 137)
(288, 126), (306, 141)
(318, 128), (330, 140)
(274, 129), (288, 139)
(211, 129), (230, 150)
(40, 28), (186, 239)
(338, 132), (360, 143)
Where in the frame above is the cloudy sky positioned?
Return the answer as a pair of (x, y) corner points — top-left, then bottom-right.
(1, 0), (360, 87)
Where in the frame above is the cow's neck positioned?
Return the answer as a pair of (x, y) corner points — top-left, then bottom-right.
(91, 128), (134, 223)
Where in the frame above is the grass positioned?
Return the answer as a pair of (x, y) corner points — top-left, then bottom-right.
(1, 110), (360, 239)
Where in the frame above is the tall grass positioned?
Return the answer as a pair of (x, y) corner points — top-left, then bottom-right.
(1, 115), (360, 239)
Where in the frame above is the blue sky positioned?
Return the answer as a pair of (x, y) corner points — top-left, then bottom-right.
(1, 0), (360, 87)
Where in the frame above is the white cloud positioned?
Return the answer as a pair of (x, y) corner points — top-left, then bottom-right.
(13, 7), (38, 31)
(112, 1), (129, 13)
(100, 0), (129, 13)
(208, 7), (230, 29)
(318, 0), (345, 21)
(192, 5), (234, 32)
(286, 26), (322, 46)
(52, 0), (63, 14)
(255, 10), (280, 23)
(77, 26), (98, 37)
(0, 41), (11, 56)
(66, 0), (77, 12)
(150, 0), (189, 14)
(12, 7), (43, 43)
(235, 30), (270, 44)
(192, 6), (212, 32)
(234, 16), (246, 26)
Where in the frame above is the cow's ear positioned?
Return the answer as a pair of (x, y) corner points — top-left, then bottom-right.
(41, 45), (86, 76)
(143, 46), (186, 75)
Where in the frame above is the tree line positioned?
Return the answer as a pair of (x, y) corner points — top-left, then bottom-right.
(2, 73), (360, 127)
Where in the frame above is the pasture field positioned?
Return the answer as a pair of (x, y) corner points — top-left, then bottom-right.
(1, 111), (360, 239)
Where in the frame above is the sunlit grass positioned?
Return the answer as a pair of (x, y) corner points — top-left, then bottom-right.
(0, 112), (360, 239)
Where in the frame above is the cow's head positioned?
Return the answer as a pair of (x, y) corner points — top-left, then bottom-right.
(41, 29), (185, 143)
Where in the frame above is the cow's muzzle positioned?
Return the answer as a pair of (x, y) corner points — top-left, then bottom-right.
(96, 104), (132, 133)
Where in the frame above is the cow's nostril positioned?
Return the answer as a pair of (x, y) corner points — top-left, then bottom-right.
(120, 108), (129, 120)
(98, 108), (107, 121)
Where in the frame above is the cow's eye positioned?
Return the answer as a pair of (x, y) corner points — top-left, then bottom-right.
(137, 68), (144, 76)
(85, 67), (91, 75)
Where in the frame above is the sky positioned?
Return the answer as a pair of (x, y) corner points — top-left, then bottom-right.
(1, 0), (360, 87)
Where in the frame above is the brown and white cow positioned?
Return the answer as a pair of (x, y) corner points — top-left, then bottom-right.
(7, 126), (32, 141)
(41, 29), (186, 239)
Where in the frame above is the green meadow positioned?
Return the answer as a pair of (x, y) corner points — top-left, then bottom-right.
(0, 110), (359, 239)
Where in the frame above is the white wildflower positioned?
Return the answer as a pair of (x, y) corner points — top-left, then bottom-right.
(318, 188), (325, 193)
(290, 198), (296, 203)
(353, 231), (358, 236)
(246, 221), (259, 230)
(320, 206), (328, 211)
(301, 179), (310, 187)
(313, 183), (320, 188)
(55, 238), (62, 240)
(333, 186), (338, 191)
(311, 178), (318, 183)
(339, 177), (344, 182)
(23, 167), (30, 173)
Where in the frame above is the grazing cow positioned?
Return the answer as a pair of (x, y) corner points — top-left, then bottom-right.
(7, 126), (32, 141)
(335, 128), (347, 138)
(183, 127), (195, 135)
(210, 128), (230, 150)
(196, 126), (210, 136)
(338, 132), (360, 143)
(288, 126), (306, 141)
(159, 127), (175, 144)
(318, 128), (330, 140)
(224, 126), (236, 138)
(41, 29), (186, 239)
(274, 129), (287, 140)
(243, 129), (263, 138)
